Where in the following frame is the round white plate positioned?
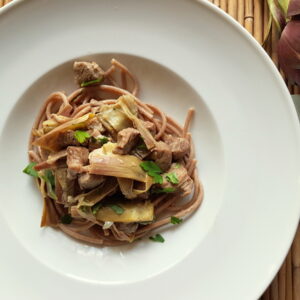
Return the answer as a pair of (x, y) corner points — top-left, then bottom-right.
(0, 0), (299, 299)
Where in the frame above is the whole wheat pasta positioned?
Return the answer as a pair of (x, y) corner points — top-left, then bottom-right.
(25, 59), (204, 246)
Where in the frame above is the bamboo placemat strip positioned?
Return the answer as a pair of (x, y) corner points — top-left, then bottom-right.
(237, 0), (245, 25)
(0, 1), (299, 299)
(293, 228), (300, 300)
(228, 0), (237, 19)
(254, 0), (263, 44)
(245, 0), (254, 33)
(279, 261), (287, 300)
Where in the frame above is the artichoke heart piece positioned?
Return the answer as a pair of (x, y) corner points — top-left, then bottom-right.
(96, 201), (154, 223)
(98, 96), (137, 136)
(88, 142), (152, 183)
(118, 176), (152, 199)
(77, 177), (118, 207)
(98, 106), (133, 135)
(98, 95), (156, 151)
(33, 113), (95, 151)
(118, 95), (156, 150)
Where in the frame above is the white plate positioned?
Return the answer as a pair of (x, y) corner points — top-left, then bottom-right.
(0, 0), (299, 299)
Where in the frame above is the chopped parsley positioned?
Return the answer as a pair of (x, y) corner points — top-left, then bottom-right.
(140, 161), (162, 173)
(80, 206), (90, 214)
(92, 202), (102, 216)
(149, 171), (163, 184)
(91, 136), (109, 146)
(151, 187), (176, 194)
(149, 234), (165, 243)
(140, 161), (163, 184)
(166, 173), (179, 185)
(23, 162), (39, 177)
(61, 214), (73, 224)
(23, 163), (56, 199)
(109, 204), (124, 215)
(41, 169), (57, 200)
(174, 163), (181, 169)
(43, 169), (55, 187)
(80, 77), (103, 87)
(170, 216), (183, 224)
(136, 141), (147, 150)
(74, 130), (91, 143)
(98, 136), (109, 145)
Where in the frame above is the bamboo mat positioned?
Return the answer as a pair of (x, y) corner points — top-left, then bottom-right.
(0, 0), (299, 299)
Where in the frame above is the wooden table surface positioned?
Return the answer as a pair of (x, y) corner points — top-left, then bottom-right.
(0, 0), (299, 299)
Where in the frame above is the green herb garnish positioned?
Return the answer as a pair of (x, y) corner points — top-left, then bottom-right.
(23, 162), (39, 177)
(149, 234), (165, 243)
(98, 136), (109, 145)
(41, 169), (57, 200)
(136, 141), (147, 150)
(166, 173), (179, 185)
(148, 171), (163, 184)
(139, 221), (153, 225)
(74, 130), (91, 143)
(140, 161), (163, 183)
(151, 187), (176, 194)
(80, 206), (90, 214)
(61, 214), (73, 224)
(170, 216), (182, 224)
(109, 204), (124, 215)
(174, 163), (181, 169)
(92, 202), (103, 216)
(43, 169), (55, 187)
(23, 164), (56, 199)
(140, 161), (162, 173)
(80, 77), (103, 87)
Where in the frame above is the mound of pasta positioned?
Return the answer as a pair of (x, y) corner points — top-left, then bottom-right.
(23, 59), (203, 246)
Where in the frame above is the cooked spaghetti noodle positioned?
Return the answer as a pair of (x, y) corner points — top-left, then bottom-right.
(24, 59), (203, 246)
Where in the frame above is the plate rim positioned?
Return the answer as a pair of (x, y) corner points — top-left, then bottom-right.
(0, 0), (300, 299)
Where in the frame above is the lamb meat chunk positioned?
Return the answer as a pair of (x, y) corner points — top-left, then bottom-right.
(67, 169), (77, 180)
(73, 61), (104, 86)
(164, 135), (190, 160)
(78, 173), (105, 190)
(161, 163), (193, 196)
(57, 130), (81, 148)
(150, 141), (172, 172)
(55, 168), (76, 205)
(66, 146), (89, 173)
(113, 128), (140, 155)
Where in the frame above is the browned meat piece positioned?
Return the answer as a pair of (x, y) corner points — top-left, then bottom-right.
(55, 168), (76, 205)
(113, 128), (140, 155)
(132, 147), (150, 160)
(66, 146), (89, 173)
(150, 141), (172, 172)
(142, 120), (156, 136)
(73, 61), (104, 86)
(67, 169), (77, 180)
(78, 173), (105, 190)
(57, 130), (81, 148)
(161, 163), (193, 196)
(164, 135), (190, 160)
